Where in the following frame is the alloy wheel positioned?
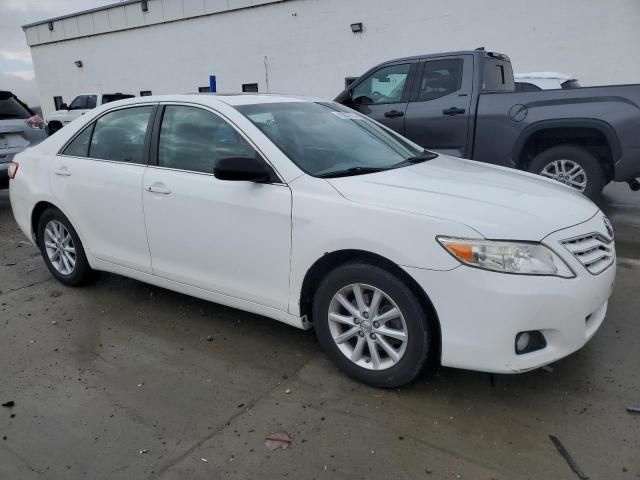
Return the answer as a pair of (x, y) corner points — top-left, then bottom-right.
(327, 283), (408, 370)
(540, 159), (588, 192)
(44, 220), (76, 275)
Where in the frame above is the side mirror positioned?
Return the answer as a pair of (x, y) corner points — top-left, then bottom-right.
(334, 88), (353, 105)
(214, 156), (274, 182)
(58, 103), (68, 110)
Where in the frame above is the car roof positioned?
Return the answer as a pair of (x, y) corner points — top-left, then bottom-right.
(106, 93), (323, 108)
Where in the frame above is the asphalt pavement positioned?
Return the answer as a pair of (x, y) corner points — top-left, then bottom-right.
(1, 184), (639, 480)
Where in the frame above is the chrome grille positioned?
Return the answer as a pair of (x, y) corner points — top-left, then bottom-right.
(562, 233), (614, 275)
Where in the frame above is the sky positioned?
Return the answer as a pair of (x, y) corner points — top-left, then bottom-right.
(0, 0), (115, 107)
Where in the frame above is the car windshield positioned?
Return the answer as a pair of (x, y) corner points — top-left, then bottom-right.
(236, 102), (432, 177)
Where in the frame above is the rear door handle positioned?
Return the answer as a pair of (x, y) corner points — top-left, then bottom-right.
(384, 110), (405, 118)
(442, 107), (466, 116)
(144, 184), (172, 195)
(53, 167), (71, 177)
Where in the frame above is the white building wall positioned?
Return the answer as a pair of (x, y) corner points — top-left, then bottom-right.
(27, 0), (640, 119)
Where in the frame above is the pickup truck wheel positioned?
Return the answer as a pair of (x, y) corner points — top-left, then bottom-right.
(528, 145), (604, 199)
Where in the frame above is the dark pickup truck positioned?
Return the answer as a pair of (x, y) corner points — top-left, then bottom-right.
(336, 49), (640, 198)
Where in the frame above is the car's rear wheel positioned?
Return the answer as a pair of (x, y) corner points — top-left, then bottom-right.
(313, 262), (434, 388)
(37, 208), (94, 286)
(528, 145), (604, 199)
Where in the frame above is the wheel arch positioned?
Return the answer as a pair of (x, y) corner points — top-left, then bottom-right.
(31, 201), (87, 250)
(512, 119), (621, 178)
(299, 249), (442, 363)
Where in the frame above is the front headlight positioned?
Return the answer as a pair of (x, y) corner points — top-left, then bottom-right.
(437, 237), (575, 278)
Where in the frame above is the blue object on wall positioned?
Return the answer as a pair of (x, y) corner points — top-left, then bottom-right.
(209, 75), (217, 94)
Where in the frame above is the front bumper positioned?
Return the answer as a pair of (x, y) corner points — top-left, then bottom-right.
(405, 213), (616, 374)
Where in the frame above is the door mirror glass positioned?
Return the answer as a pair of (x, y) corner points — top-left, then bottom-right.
(352, 64), (411, 105)
(58, 102), (68, 111)
(214, 156), (272, 182)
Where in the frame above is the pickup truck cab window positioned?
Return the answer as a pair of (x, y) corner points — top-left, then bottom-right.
(482, 58), (515, 91)
(416, 59), (463, 101)
(352, 64), (411, 105)
(102, 94), (135, 104)
(68, 95), (97, 110)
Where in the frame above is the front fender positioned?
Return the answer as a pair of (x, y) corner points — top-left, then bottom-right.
(287, 176), (477, 315)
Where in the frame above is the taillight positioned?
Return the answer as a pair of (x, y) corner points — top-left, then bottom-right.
(8, 162), (19, 180)
(26, 115), (44, 129)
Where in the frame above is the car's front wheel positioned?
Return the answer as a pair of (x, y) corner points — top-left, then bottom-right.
(313, 262), (435, 388)
(37, 207), (95, 286)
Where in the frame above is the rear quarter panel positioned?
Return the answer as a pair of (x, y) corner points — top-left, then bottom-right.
(473, 85), (640, 168)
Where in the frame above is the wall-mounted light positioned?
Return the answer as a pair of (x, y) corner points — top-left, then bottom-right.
(141, 0), (148, 12)
(48, 21), (54, 31)
(350, 22), (363, 33)
(74, 60), (83, 68)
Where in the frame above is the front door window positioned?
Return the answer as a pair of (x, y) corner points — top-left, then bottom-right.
(352, 64), (411, 105)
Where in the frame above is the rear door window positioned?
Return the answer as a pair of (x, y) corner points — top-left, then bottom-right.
(416, 59), (463, 101)
(0, 92), (32, 120)
(88, 106), (153, 164)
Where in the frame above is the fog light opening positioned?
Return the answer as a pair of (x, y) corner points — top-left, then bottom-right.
(515, 330), (547, 355)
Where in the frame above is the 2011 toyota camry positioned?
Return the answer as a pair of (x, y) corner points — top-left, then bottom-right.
(9, 94), (616, 387)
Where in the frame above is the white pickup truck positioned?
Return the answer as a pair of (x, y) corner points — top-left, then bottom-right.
(47, 93), (134, 134)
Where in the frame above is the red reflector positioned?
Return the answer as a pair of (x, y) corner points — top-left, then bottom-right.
(25, 115), (44, 129)
(8, 162), (19, 180)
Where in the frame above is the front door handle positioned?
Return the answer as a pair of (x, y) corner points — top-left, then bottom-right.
(144, 184), (172, 195)
(53, 167), (71, 177)
(384, 110), (405, 118)
(442, 107), (466, 116)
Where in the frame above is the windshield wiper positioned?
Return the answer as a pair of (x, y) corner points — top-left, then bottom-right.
(316, 166), (391, 178)
(391, 151), (439, 169)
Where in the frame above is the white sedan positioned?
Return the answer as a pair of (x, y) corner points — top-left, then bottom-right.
(8, 94), (616, 387)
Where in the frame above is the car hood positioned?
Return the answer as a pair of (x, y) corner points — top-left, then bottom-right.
(326, 155), (599, 240)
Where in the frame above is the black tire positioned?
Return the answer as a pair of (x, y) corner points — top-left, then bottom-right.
(313, 262), (435, 388)
(47, 122), (62, 135)
(527, 144), (604, 199)
(37, 207), (95, 286)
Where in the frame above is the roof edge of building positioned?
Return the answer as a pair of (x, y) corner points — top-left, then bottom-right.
(22, 0), (142, 29)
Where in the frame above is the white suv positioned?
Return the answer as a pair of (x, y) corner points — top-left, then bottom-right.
(47, 93), (134, 134)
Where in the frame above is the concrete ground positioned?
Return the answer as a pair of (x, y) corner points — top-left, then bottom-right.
(1, 184), (639, 480)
